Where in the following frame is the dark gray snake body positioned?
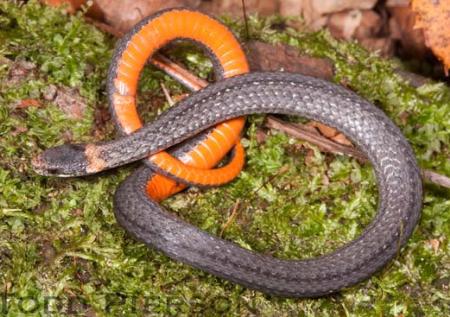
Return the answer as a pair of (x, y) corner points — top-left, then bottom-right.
(106, 72), (422, 297)
(33, 71), (423, 296)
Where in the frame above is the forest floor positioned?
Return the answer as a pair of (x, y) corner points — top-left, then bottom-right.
(0, 1), (449, 316)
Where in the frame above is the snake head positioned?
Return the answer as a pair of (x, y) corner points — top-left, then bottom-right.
(32, 144), (89, 177)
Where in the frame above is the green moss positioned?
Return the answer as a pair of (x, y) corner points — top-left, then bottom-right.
(0, 1), (449, 316)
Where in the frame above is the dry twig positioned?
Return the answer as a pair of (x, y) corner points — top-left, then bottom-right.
(421, 170), (450, 189)
(160, 82), (174, 106)
(266, 116), (450, 189)
(220, 199), (241, 236)
(266, 116), (367, 162)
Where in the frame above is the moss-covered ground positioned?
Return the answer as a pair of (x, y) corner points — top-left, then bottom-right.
(0, 1), (449, 316)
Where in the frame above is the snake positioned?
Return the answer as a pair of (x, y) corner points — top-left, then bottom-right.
(32, 9), (423, 297)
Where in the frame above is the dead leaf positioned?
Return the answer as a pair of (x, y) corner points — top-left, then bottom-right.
(96, 0), (201, 33)
(426, 239), (440, 253)
(327, 9), (393, 56)
(331, 133), (353, 146)
(16, 98), (41, 109)
(328, 9), (365, 40)
(309, 121), (338, 138)
(334, 9), (382, 39)
(53, 87), (87, 119)
(322, 174), (330, 186)
(71, 208), (84, 217)
(304, 122), (323, 134)
(256, 128), (267, 143)
(41, 0), (85, 13)
(302, 0), (378, 29)
(7, 60), (36, 86)
(399, 111), (410, 125)
(304, 148), (315, 166)
(355, 10), (384, 39)
(359, 37), (395, 56)
(43, 84), (58, 101)
(41, 0), (104, 19)
(4, 282), (12, 293)
(308, 121), (353, 147)
(310, 0), (378, 16)
(172, 93), (189, 103)
(412, 0), (450, 73)
(38, 240), (56, 265)
(279, 0), (303, 17)
(388, 4), (428, 59)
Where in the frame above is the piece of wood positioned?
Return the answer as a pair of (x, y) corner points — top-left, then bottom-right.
(265, 116), (368, 162)
(422, 170), (450, 189)
(245, 41), (334, 80)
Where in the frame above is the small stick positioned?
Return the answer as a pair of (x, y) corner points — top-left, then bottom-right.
(266, 116), (368, 162)
(421, 169), (450, 188)
(151, 53), (207, 91)
(241, 0), (250, 40)
(266, 116), (450, 189)
(220, 199), (241, 236)
(160, 82), (174, 106)
(85, 17), (123, 37)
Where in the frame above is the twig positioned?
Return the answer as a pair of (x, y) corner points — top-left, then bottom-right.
(266, 116), (368, 162)
(160, 82), (174, 106)
(220, 199), (241, 236)
(151, 53), (207, 91)
(266, 116), (450, 189)
(85, 17), (124, 37)
(421, 170), (450, 188)
(241, 0), (250, 40)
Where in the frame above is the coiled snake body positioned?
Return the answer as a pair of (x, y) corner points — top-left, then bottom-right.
(33, 10), (422, 297)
